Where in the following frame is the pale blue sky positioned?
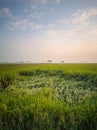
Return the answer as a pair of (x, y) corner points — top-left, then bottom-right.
(0, 0), (97, 63)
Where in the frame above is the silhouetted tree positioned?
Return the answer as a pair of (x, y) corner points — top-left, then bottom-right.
(60, 61), (64, 63)
(47, 60), (52, 63)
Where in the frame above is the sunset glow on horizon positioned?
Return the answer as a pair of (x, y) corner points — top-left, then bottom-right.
(0, 0), (97, 63)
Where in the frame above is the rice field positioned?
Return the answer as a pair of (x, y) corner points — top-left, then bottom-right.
(0, 63), (97, 130)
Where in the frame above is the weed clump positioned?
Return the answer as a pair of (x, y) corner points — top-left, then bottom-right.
(0, 75), (14, 89)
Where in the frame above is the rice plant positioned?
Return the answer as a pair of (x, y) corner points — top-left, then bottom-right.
(0, 63), (97, 130)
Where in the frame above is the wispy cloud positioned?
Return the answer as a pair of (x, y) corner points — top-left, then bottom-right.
(71, 7), (97, 25)
(0, 7), (43, 31)
(59, 7), (97, 26)
(0, 8), (13, 18)
(29, 11), (43, 19)
(12, 7), (97, 40)
(46, 24), (55, 29)
(0, 0), (63, 4)
(29, 22), (43, 30)
(9, 18), (43, 31)
(24, 0), (63, 5)
(23, 8), (28, 13)
(33, 0), (63, 4)
(33, 0), (48, 4)
(41, 7), (97, 46)
(9, 18), (28, 30)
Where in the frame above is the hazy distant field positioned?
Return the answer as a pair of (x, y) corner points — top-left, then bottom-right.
(0, 63), (97, 130)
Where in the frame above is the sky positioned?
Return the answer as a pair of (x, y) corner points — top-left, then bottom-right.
(0, 0), (97, 63)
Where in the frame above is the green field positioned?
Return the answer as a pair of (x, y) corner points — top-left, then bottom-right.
(0, 63), (97, 130)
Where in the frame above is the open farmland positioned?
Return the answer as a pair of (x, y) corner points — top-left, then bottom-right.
(0, 63), (97, 130)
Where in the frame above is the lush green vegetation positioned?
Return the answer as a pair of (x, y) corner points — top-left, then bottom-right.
(0, 63), (97, 130)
